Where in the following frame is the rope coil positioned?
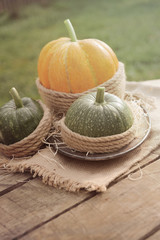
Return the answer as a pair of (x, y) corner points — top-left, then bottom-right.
(60, 101), (138, 154)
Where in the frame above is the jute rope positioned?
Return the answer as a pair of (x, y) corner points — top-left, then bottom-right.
(36, 61), (126, 113)
(0, 101), (52, 158)
(60, 101), (138, 153)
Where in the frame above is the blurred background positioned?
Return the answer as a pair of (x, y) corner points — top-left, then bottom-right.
(0, 0), (160, 106)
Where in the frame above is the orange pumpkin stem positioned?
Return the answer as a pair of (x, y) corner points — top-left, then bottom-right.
(64, 19), (77, 42)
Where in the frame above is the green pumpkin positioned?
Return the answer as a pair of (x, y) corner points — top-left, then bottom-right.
(0, 88), (44, 145)
(65, 87), (134, 137)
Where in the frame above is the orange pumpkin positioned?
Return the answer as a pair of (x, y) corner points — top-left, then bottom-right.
(38, 19), (119, 93)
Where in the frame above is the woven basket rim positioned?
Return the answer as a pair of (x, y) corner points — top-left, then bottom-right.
(60, 100), (139, 153)
(60, 113), (136, 142)
(36, 61), (124, 96)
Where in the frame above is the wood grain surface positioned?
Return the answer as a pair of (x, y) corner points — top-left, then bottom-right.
(0, 170), (31, 193)
(0, 148), (160, 240)
(20, 158), (160, 240)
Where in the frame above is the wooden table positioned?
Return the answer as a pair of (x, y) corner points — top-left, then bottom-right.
(0, 145), (160, 240)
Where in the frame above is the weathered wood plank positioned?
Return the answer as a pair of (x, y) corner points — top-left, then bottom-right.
(0, 151), (159, 239)
(0, 178), (90, 240)
(151, 146), (160, 156)
(138, 223), (160, 240)
(147, 229), (160, 240)
(0, 169), (31, 192)
(110, 152), (159, 185)
(20, 158), (160, 240)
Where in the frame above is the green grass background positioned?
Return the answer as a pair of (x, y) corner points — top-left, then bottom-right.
(0, 0), (160, 106)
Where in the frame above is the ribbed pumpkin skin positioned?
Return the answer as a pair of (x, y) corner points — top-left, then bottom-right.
(0, 98), (44, 145)
(38, 37), (119, 93)
(65, 92), (134, 137)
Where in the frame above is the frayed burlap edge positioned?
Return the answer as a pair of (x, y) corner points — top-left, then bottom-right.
(4, 160), (107, 192)
(60, 101), (138, 154)
(36, 61), (126, 113)
(0, 101), (52, 158)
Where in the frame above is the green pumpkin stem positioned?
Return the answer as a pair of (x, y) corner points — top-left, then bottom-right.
(9, 87), (24, 108)
(95, 87), (105, 104)
(64, 19), (77, 42)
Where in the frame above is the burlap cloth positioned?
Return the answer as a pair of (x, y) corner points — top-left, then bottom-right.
(0, 80), (160, 192)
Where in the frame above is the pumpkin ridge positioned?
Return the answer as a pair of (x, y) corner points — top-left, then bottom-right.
(9, 109), (24, 143)
(39, 38), (69, 88)
(100, 104), (118, 135)
(15, 102), (41, 139)
(79, 39), (116, 85)
(77, 106), (88, 135)
(17, 109), (32, 137)
(64, 43), (73, 93)
(78, 41), (98, 87)
(25, 104), (42, 124)
(46, 39), (69, 88)
(97, 40), (116, 73)
(66, 99), (94, 136)
(83, 104), (98, 136)
(94, 39), (118, 72)
(108, 102), (133, 131)
(104, 104), (126, 133)
(117, 103), (133, 130)
(48, 41), (71, 92)
(38, 39), (56, 77)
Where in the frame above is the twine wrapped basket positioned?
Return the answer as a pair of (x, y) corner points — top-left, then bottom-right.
(60, 101), (140, 154)
(36, 62), (126, 113)
(0, 102), (52, 158)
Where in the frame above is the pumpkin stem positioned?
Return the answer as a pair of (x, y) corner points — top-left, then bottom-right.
(9, 87), (24, 108)
(95, 87), (105, 104)
(64, 19), (77, 42)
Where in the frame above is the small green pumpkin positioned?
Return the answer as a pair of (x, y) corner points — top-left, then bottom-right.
(65, 87), (134, 137)
(0, 88), (44, 145)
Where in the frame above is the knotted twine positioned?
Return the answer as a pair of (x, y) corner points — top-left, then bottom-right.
(0, 101), (52, 158)
(36, 61), (126, 113)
